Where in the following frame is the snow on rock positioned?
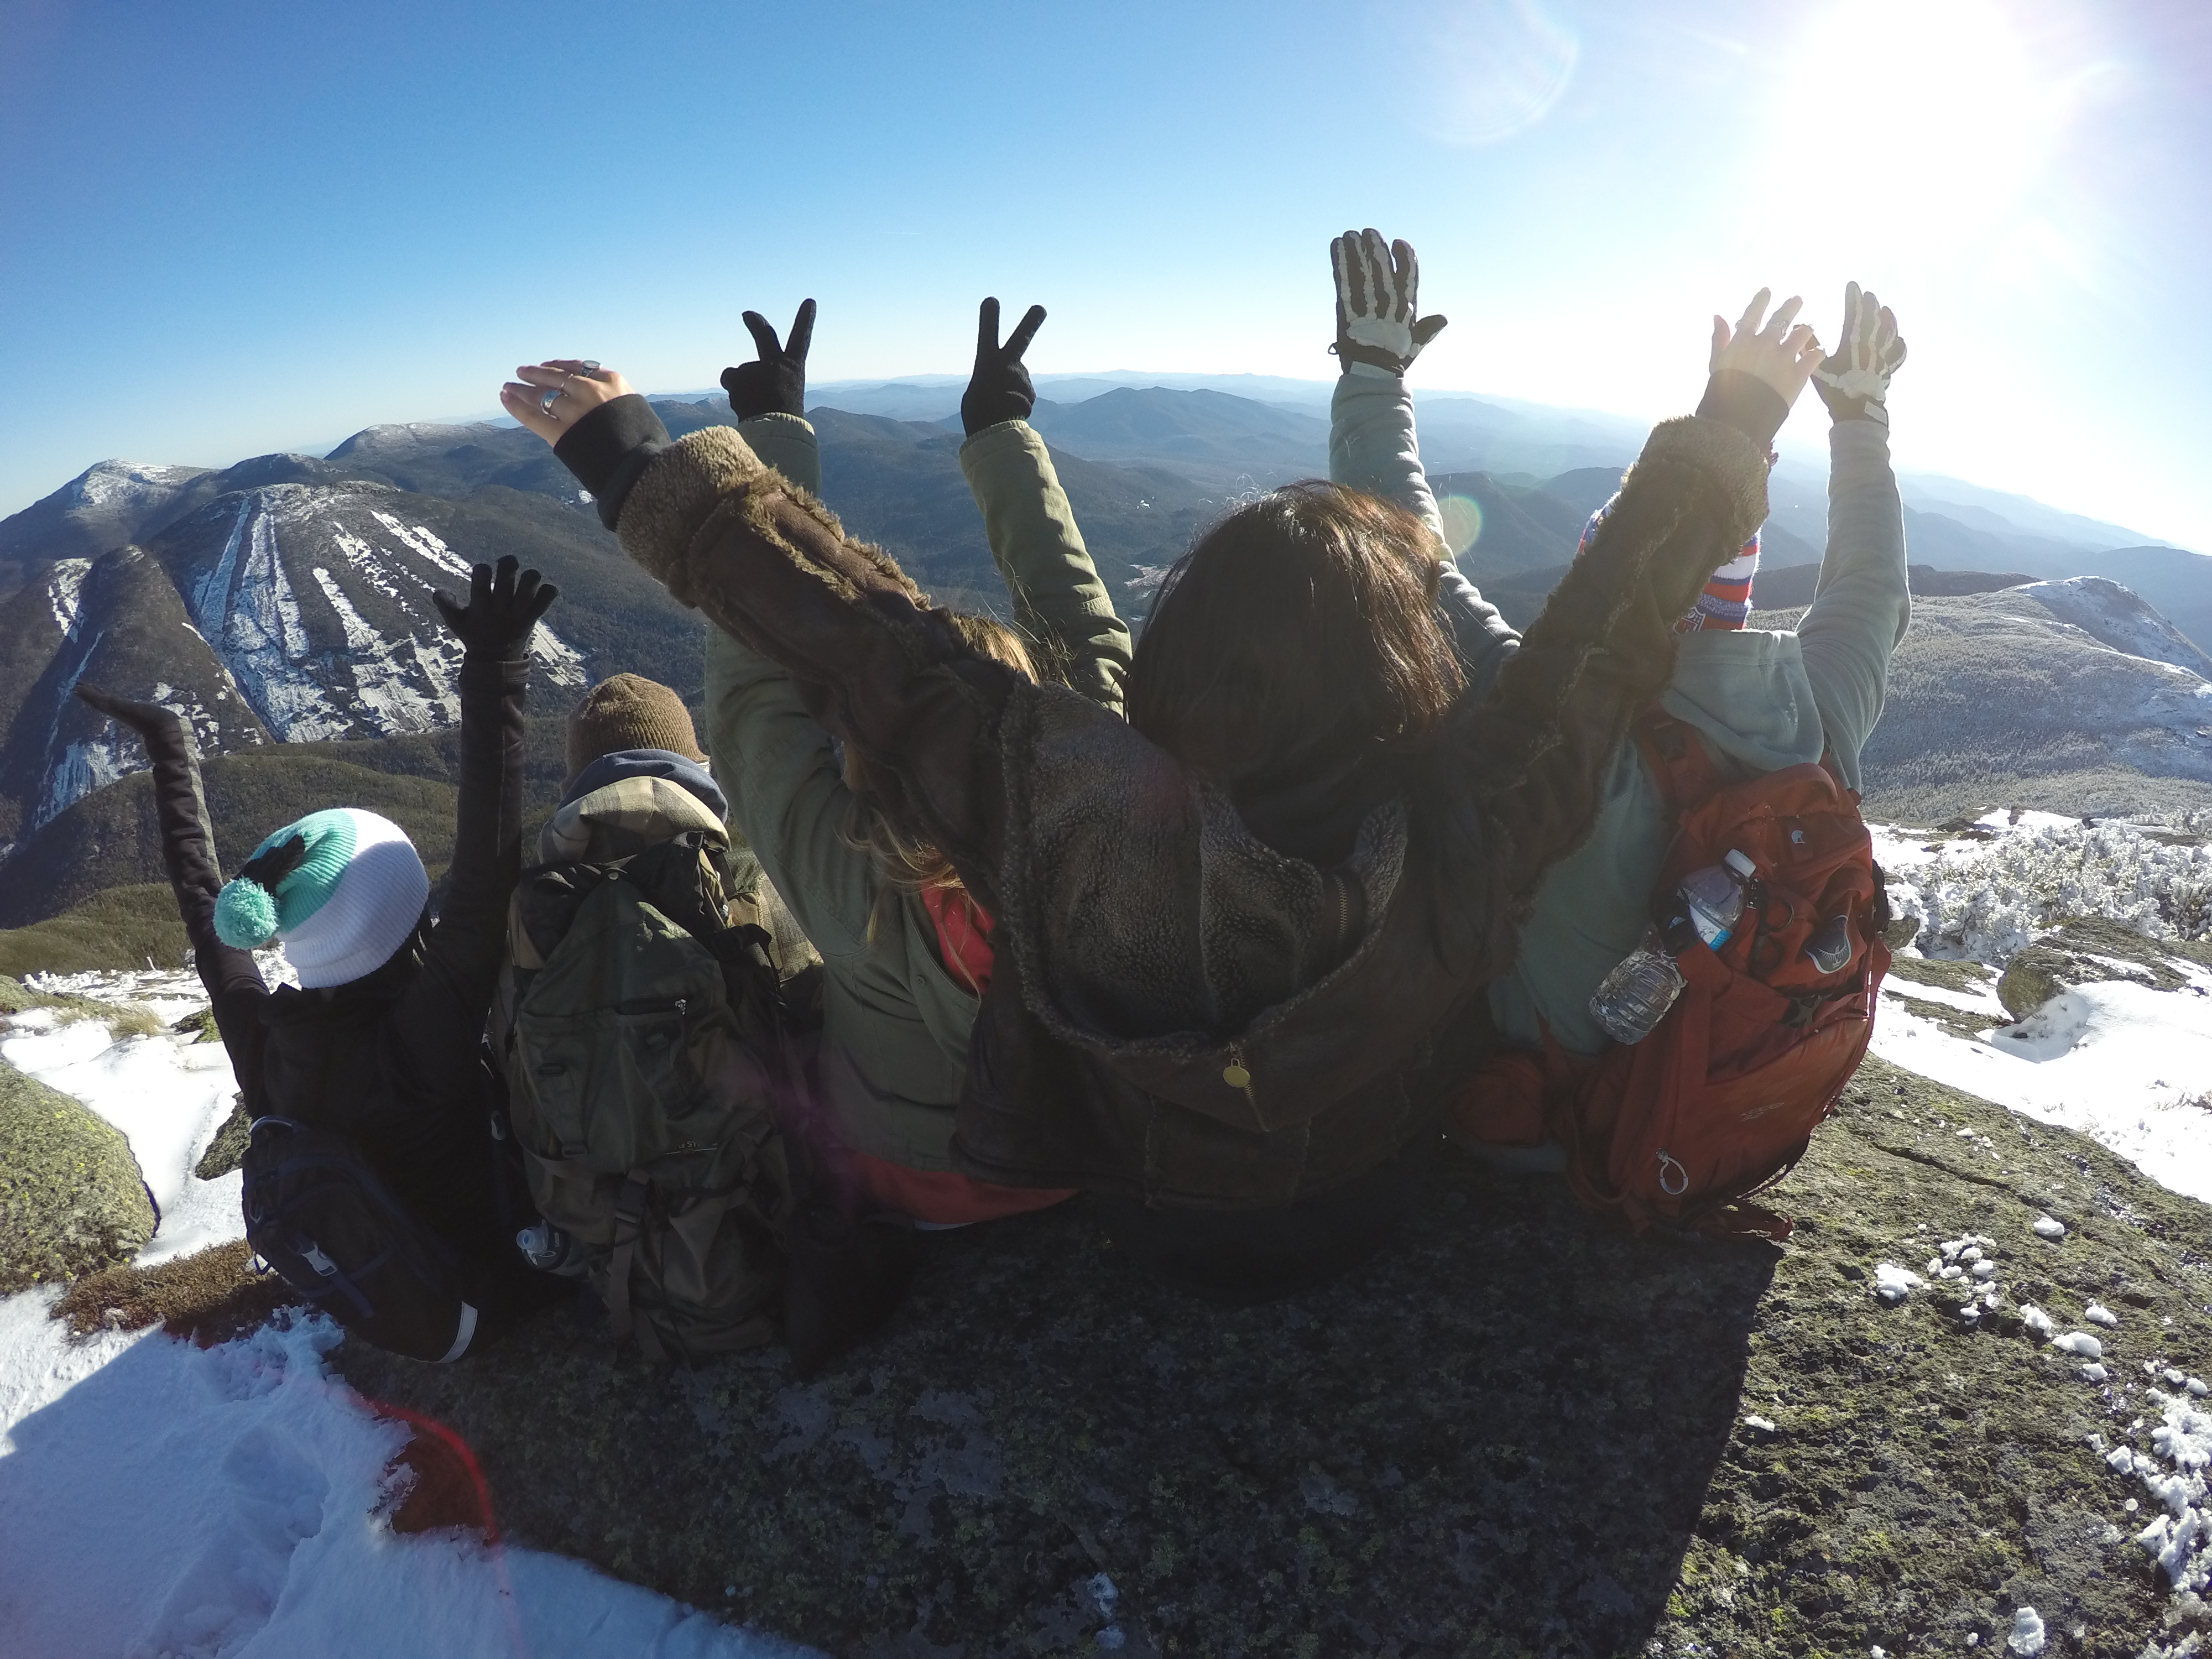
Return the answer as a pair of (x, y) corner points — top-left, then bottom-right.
(192, 492), (352, 740)
(2005, 1604), (2046, 1655)
(1874, 1264), (1923, 1303)
(0, 1297), (821, 1658)
(2116, 1389), (2212, 1598)
(1, 978), (244, 1262)
(46, 557), (91, 635)
(2010, 576), (2212, 681)
(2053, 1332), (2105, 1359)
(2033, 1215), (2068, 1240)
(2085, 1303), (2119, 1328)
(2018, 1305), (2056, 1341)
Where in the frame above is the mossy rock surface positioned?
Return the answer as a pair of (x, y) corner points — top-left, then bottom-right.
(1996, 916), (2212, 1019)
(193, 1097), (249, 1181)
(337, 1055), (2212, 1657)
(0, 1060), (153, 1293)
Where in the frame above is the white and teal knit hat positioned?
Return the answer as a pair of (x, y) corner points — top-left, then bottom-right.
(213, 808), (431, 988)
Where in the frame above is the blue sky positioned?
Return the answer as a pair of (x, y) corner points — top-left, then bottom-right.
(4, 0), (2209, 547)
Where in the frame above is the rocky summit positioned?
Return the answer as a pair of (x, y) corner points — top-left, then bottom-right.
(338, 1053), (2212, 1658)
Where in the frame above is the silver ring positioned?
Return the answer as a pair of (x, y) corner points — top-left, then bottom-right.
(539, 386), (561, 413)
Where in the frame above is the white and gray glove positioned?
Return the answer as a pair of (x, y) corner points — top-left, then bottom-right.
(1331, 228), (1447, 378)
(1811, 281), (1907, 428)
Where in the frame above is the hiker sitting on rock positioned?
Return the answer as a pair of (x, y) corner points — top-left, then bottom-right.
(495, 259), (1764, 1297)
(502, 299), (1129, 1237)
(1320, 247), (1911, 1193)
(75, 555), (571, 1362)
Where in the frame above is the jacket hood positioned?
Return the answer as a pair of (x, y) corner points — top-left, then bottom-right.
(559, 748), (728, 819)
(1661, 628), (1827, 781)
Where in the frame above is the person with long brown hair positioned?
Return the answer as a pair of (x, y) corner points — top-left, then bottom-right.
(500, 264), (1778, 1295)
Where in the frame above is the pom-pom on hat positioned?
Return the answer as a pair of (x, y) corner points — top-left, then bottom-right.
(213, 808), (430, 988)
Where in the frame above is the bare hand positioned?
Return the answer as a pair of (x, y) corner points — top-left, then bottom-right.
(1707, 289), (1824, 410)
(500, 360), (635, 447)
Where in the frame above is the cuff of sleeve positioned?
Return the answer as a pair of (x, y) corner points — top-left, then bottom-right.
(1636, 415), (1773, 554)
(1694, 371), (1790, 452)
(553, 394), (672, 531)
(957, 418), (1044, 471)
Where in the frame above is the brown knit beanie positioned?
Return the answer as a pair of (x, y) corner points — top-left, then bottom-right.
(565, 674), (707, 780)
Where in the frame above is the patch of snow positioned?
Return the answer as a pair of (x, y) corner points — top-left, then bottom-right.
(2086, 1304), (2119, 1328)
(1869, 979), (2212, 1205)
(2121, 1390), (2212, 1598)
(2054, 1332), (2105, 1359)
(45, 557), (91, 636)
(2034, 1215), (2069, 1239)
(531, 621), (590, 689)
(34, 730), (135, 830)
(192, 493), (352, 741)
(368, 511), (474, 580)
(2018, 1305), (2054, 1340)
(1743, 1414), (1776, 1434)
(2081, 1362), (2110, 1383)
(1880, 975), (2007, 1020)
(0, 1297), (820, 1657)
(1, 988), (242, 1257)
(1874, 1264), (1923, 1303)
(309, 566), (451, 734)
(2006, 1604), (2046, 1655)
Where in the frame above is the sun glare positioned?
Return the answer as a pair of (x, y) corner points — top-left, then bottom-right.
(1766, 0), (2050, 263)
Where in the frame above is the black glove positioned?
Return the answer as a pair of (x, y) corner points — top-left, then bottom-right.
(432, 555), (558, 659)
(1811, 283), (1907, 429)
(960, 297), (1046, 436)
(721, 300), (816, 421)
(75, 682), (186, 745)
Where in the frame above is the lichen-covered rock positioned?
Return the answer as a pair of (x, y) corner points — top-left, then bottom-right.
(1996, 915), (2212, 1020)
(337, 1054), (2212, 1657)
(1998, 943), (2075, 1019)
(193, 1097), (249, 1181)
(0, 1061), (153, 1293)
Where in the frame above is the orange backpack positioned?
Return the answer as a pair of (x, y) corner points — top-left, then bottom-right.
(1449, 711), (1892, 1241)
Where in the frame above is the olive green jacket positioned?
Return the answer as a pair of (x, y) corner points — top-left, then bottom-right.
(702, 413), (1129, 1168)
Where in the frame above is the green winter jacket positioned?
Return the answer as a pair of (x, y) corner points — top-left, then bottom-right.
(702, 413), (1130, 1170)
(1328, 371), (1910, 1057)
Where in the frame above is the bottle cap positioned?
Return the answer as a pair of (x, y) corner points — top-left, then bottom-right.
(1724, 849), (1755, 879)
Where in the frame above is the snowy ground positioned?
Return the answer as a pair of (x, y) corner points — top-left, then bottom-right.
(3, 808), (2208, 1652)
(1871, 811), (2212, 1206)
(0, 964), (820, 1658)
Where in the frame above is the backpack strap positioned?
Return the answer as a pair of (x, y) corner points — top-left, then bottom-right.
(1632, 709), (1722, 822)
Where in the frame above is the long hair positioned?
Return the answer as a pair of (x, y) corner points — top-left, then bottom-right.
(1125, 482), (1463, 796)
(842, 610), (1037, 946)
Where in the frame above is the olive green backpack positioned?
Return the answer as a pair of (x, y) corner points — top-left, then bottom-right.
(493, 775), (802, 1362)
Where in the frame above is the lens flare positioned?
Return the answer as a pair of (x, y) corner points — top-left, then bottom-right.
(1437, 495), (1485, 557)
(1420, 0), (1580, 147)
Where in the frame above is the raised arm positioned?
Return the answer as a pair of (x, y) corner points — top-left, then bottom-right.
(1424, 289), (1823, 973)
(956, 297), (1133, 712)
(1798, 282), (1911, 789)
(1327, 229), (1521, 696)
(72, 685), (269, 1093)
(394, 554), (556, 1072)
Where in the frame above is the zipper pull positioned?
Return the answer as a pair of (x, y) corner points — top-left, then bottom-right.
(1222, 1045), (1252, 1093)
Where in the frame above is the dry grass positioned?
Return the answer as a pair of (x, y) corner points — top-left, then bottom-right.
(53, 1240), (297, 1347)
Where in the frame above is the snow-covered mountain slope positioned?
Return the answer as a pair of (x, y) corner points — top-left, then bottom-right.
(151, 482), (587, 743)
(0, 460), (211, 594)
(2000, 575), (2212, 680)
(1848, 591), (2212, 823)
(0, 547), (269, 856)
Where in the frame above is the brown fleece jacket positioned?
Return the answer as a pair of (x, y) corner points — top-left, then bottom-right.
(614, 414), (1768, 1206)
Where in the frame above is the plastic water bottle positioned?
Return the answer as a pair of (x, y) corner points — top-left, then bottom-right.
(1588, 849), (1757, 1045)
(1588, 928), (1686, 1045)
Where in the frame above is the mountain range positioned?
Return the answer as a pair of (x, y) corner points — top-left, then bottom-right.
(2, 378), (2207, 938)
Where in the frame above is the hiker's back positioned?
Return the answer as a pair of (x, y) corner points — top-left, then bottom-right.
(493, 773), (799, 1360)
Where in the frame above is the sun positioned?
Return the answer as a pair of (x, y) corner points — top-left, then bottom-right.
(1764, 0), (2050, 265)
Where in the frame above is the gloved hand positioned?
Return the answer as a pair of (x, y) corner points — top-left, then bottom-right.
(1811, 282), (1907, 428)
(721, 300), (816, 421)
(432, 555), (559, 660)
(960, 297), (1047, 436)
(1331, 229), (1447, 377)
(74, 682), (185, 743)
